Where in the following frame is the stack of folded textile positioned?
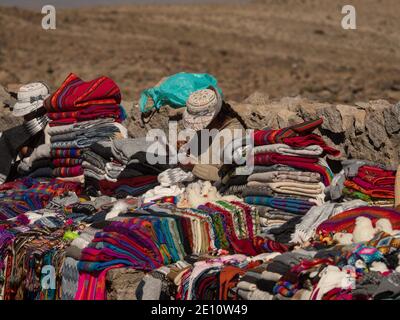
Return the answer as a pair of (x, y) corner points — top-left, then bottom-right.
(17, 144), (53, 178)
(73, 200), (272, 299)
(82, 137), (170, 198)
(327, 160), (397, 208)
(219, 119), (339, 239)
(40, 73), (127, 182)
(342, 165), (396, 207)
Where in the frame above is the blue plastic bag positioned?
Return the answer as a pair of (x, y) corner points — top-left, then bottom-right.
(139, 72), (223, 113)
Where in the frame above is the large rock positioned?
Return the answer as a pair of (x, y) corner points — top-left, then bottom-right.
(106, 268), (145, 300)
(229, 95), (399, 167)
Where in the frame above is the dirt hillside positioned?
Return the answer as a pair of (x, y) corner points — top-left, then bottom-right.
(1, 0), (400, 102)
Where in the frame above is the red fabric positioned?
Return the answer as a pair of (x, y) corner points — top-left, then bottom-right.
(281, 135), (340, 157)
(45, 73), (121, 112)
(205, 202), (258, 256)
(99, 176), (157, 194)
(48, 105), (122, 125)
(254, 152), (332, 186)
(252, 118), (340, 157)
(344, 180), (394, 199)
(357, 165), (396, 186)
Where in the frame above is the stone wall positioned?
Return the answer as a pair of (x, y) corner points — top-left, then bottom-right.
(122, 93), (400, 168)
(1, 85), (399, 167)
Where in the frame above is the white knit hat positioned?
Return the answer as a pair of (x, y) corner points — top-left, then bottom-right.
(12, 82), (50, 117)
(183, 87), (223, 131)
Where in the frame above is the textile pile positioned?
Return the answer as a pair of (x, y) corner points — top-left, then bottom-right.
(218, 119), (338, 241)
(18, 74), (127, 181)
(0, 73), (400, 301)
(327, 160), (397, 207)
(83, 138), (169, 198)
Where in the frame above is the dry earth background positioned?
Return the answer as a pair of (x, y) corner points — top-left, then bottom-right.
(0, 0), (399, 167)
(1, 0), (400, 102)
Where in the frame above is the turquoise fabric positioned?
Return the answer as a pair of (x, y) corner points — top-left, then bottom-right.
(139, 72), (223, 113)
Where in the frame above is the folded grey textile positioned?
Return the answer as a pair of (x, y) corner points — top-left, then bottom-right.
(48, 118), (116, 136)
(111, 138), (166, 164)
(243, 185), (316, 201)
(272, 252), (311, 268)
(223, 184), (247, 196)
(87, 196), (115, 209)
(158, 168), (195, 187)
(50, 122), (122, 143)
(237, 288), (273, 300)
(248, 171), (321, 183)
(235, 164), (300, 176)
(90, 140), (114, 160)
(139, 273), (163, 300)
(237, 281), (257, 291)
(252, 144), (324, 157)
(46, 192), (80, 210)
(255, 205), (302, 220)
(352, 272), (383, 297)
(82, 161), (106, 175)
(373, 272), (400, 300)
(51, 134), (115, 149)
(247, 181), (324, 199)
(81, 150), (108, 170)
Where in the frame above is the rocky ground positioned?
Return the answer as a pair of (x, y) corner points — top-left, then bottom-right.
(0, 0), (400, 103)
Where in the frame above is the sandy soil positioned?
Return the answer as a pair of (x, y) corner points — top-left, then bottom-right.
(0, 0), (400, 103)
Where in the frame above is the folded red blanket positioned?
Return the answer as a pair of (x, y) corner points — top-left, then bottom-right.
(48, 105), (122, 125)
(316, 206), (400, 236)
(99, 176), (158, 193)
(53, 165), (84, 178)
(53, 158), (83, 168)
(357, 165), (396, 186)
(254, 152), (333, 186)
(253, 118), (340, 157)
(44, 73), (121, 112)
(344, 179), (394, 199)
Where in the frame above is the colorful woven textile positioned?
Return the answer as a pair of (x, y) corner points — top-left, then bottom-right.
(344, 180), (394, 199)
(53, 166), (84, 178)
(316, 206), (400, 236)
(358, 166), (396, 186)
(50, 149), (83, 159)
(44, 73), (121, 112)
(52, 158), (83, 168)
(48, 105), (124, 125)
(252, 119), (340, 156)
(245, 196), (315, 215)
(253, 153), (333, 186)
(0, 178), (81, 220)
